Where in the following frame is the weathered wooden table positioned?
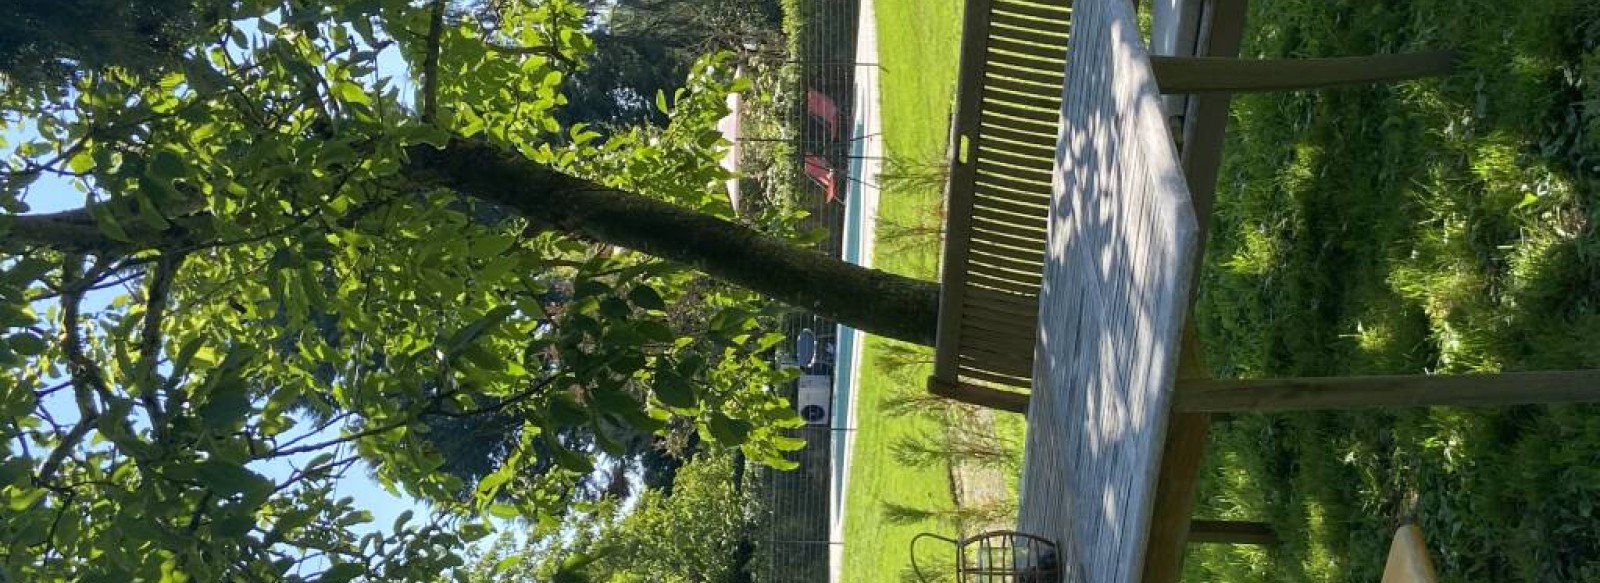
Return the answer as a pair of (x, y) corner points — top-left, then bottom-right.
(1011, 1), (1600, 582)
(1016, 0), (1200, 581)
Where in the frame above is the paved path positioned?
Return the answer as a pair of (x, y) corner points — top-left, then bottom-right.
(828, 0), (881, 578)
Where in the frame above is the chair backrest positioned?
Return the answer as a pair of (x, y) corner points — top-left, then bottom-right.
(929, 0), (1072, 412)
(1382, 524), (1439, 583)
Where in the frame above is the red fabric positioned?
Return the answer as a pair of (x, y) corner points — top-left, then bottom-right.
(803, 154), (839, 202)
(807, 90), (841, 140)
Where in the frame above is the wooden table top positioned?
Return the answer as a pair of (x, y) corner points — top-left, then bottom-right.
(1016, 0), (1200, 580)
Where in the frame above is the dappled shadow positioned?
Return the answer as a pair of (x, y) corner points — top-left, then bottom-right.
(1011, 0), (1200, 582)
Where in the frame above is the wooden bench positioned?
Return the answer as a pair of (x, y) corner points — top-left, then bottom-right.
(928, 0), (1071, 414)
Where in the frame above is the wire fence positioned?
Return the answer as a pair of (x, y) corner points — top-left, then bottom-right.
(747, 0), (864, 580)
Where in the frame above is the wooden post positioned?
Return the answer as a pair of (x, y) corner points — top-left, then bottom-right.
(1173, 370), (1600, 412)
(1141, 1), (1248, 582)
(1151, 51), (1459, 93)
(1189, 520), (1278, 545)
(926, 376), (1031, 414)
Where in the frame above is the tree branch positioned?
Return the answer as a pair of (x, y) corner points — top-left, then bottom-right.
(135, 253), (184, 428)
(421, 0), (447, 124)
(3, 208), (126, 255)
(403, 141), (942, 346)
(37, 258), (107, 487)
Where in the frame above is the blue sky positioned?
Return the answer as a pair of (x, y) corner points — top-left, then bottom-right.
(3, 35), (432, 556)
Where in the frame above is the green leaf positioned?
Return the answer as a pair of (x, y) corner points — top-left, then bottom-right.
(190, 460), (273, 496)
(599, 297), (631, 320)
(487, 503), (520, 519)
(336, 81), (371, 105)
(446, 305), (517, 354)
(552, 444), (594, 473)
(627, 285), (667, 311)
(6, 333), (48, 356)
(494, 555), (524, 572)
(637, 321), (675, 343)
(707, 414), (753, 445)
(392, 509), (414, 532)
(147, 149), (186, 180)
(319, 562), (366, 583)
(655, 89), (669, 114)
(652, 370), (696, 409)
(198, 381), (253, 430)
(469, 234), (515, 259)
(573, 280), (611, 299)
(68, 149), (97, 173)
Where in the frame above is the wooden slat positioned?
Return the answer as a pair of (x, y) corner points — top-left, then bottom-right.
(929, 376), (1030, 413)
(958, 362), (1034, 386)
(1151, 52), (1459, 93)
(978, 149), (1056, 176)
(987, 36), (1069, 63)
(981, 98), (1062, 125)
(961, 301), (1039, 332)
(972, 182), (1049, 209)
(967, 247), (1046, 275)
(987, 57), (1067, 86)
(975, 113), (1059, 141)
(972, 124), (1062, 153)
(963, 300), (1041, 330)
(961, 309), (1036, 340)
(960, 322), (1038, 352)
(972, 204), (1048, 233)
(989, 19), (1070, 48)
(963, 286), (1040, 316)
(982, 76), (1065, 110)
(983, 84), (1064, 114)
(974, 129), (1059, 160)
(966, 254), (1043, 280)
(968, 270), (1044, 296)
(990, 0), (1071, 23)
(971, 194), (1048, 223)
(958, 345), (1035, 377)
(968, 240), (1046, 266)
(1173, 370), (1600, 412)
(971, 193), (1049, 220)
(988, 8), (1072, 36)
(960, 305), (1036, 336)
(970, 230), (1047, 255)
(985, 49), (1067, 77)
(975, 164), (1054, 192)
(971, 215), (1048, 245)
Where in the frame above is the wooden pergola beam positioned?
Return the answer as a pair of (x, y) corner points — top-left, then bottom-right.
(1173, 370), (1600, 412)
(1151, 51), (1459, 93)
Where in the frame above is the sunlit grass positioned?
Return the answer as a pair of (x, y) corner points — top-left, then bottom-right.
(838, 0), (963, 581)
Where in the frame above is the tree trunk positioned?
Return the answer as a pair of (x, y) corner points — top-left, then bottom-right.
(7, 141), (943, 346)
(404, 141), (941, 346)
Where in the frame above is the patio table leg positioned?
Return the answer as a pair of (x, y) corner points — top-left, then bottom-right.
(1151, 51), (1459, 93)
(1140, 328), (1215, 583)
(1172, 370), (1600, 412)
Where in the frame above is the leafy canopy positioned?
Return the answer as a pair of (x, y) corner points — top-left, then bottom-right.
(0, 1), (803, 581)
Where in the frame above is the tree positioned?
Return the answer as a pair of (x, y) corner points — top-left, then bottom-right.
(0, 1), (934, 580)
(455, 450), (753, 583)
(553, 0), (784, 128)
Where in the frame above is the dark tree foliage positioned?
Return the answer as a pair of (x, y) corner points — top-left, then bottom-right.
(0, 0), (224, 101)
(556, 0), (782, 128)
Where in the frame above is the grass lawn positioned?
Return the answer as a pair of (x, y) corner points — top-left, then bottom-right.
(1186, 1), (1600, 581)
(837, 0), (963, 581)
(853, 0), (1600, 581)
